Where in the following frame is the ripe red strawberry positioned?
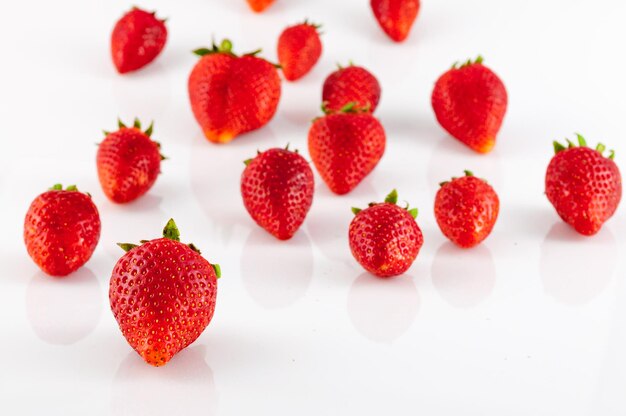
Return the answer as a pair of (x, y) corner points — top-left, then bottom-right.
(247, 0), (275, 12)
(110, 219), (220, 367)
(277, 21), (323, 81)
(370, 0), (420, 42)
(241, 146), (314, 240)
(349, 190), (423, 277)
(97, 119), (164, 204)
(431, 56), (507, 154)
(188, 39), (282, 144)
(24, 184), (101, 276)
(546, 135), (622, 236)
(111, 7), (167, 74)
(322, 64), (381, 113)
(434, 171), (499, 248)
(308, 103), (386, 195)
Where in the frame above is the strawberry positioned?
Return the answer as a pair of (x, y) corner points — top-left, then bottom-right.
(97, 119), (164, 204)
(349, 190), (423, 277)
(241, 146), (314, 240)
(546, 135), (622, 236)
(188, 39), (282, 144)
(434, 170), (499, 248)
(322, 64), (381, 113)
(370, 0), (420, 42)
(246, 0), (275, 12)
(431, 56), (507, 154)
(111, 7), (167, 74)
(277, 21), (323, 82)
(308, 103), (386, 195)
(24, 184), (101, 276)
(110, 219), (220, 367)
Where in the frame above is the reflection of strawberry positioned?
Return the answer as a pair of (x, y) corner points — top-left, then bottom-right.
(435, 170), (499, 248)
(277, 21), (323, 81)
(24, 185), (101, 276)
(370, 0), (420, 42)
(546, 135), (622, 235)
(241, 146), (314, 240)
(110, 219), (220, 367)
(308, 103), (386, 195)
(111, 7), (167, 74)
(322, 64), (381, 113)
(188, 40), (281, 144)
(432, 56), (507, 153)
(247, 0), (275, 12)
(349, 190), (423, 277)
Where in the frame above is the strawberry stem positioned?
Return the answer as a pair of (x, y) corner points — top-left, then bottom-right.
(576, 133), (587, 147)
(117, 243), (138, 252)
(384, 189), (398, 204)
(163, 219), (181, 242)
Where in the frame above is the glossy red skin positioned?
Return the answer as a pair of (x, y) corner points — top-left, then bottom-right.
(241, 148), (314, 240)
(24, 190), (101, 276)
(110, 238), (218, 367)
(247, 0), (274, 12)
(97, 128), (161, 203)
(277, 24), (322, 81)
(308, 113), (386, 195)
(435, 176), (499, 248)
(322, 66), (381, 113)
(432, 63), (507, 153)
(111, 8), (167, 74)
(349, 203), (423, 277)
(188, 53), (281, 144)
(546, 147), (622, 235)
(370, 0), (420, 42)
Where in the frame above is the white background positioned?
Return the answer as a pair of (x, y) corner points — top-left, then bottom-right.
(1, 0), (626, 414)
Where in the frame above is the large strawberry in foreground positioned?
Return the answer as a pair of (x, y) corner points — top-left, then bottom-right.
(432, 56), (507, 154)
(189, 39), (281, 144)
(309, 103), (386, 195)
(97, 118), (164, 204)
(546, 135), (622, 236)
(110, 219), (220, 367)
(111, 7), (167, 74)
(370, 0), (420, 42)
(24, 184), (101, 276)
(241, 146), (314, 240)
(349, 190), (423, 278)
(322, 64), (381, 113)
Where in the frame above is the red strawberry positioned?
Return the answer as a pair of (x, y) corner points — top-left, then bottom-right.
(322, 64), (381, 113)
(97, 119), (164, 203)
(110, 219), (220, 367)
(370, 0), (420, 42)
(349, 190), (423, 277)
(277, 21), (323, 81)
(546, 135), (622, 236)
(434, 170), (499, 248)
(241, 146), (314, 240)
(24, 184), (101, 276)
(111, 7), (167, 74)
(308, 103), (386, 195)
(188, 39), (282, 144)
(247, 0), (275, 12)
(431, 56), (508, 154)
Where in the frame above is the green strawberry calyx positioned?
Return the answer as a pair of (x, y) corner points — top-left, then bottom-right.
(439, 170), (488, 187)
(102, 118), (167, 161)
(553, 133), (615, 159)
(321, 101), (371, 115)
(452, 55), (484, 69)
(302, 19), (323, 31)
(49, 184), (92, 198)
(193, 39), (281, 68)
(243, 145), (300, 166)
(351, 189), (419, 219)
(117, 218), (221, 278)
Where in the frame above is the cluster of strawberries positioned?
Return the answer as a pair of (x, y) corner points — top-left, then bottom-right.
(22, 1), (623, 367)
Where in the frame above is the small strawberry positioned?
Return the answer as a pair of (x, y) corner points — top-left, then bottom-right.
(97, 118), (165, 204)
(322, 64), (381, 113)
(188, 39), (282, 144)
(434, 171), (499, 248)
(277, 21), (323, 81)
(111, 7), (167, 74)
(247, 0), (275, 12)
(370, 0), (420, 42)
(349, 190), (423, 277)
(241, 146), (314, 240)
(431, 56), (507, 154)
(24, 184), (101, 276)
(308, 103), (386, 195)
(546, 134), (622, 236)
(110, 219), (220, 367)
